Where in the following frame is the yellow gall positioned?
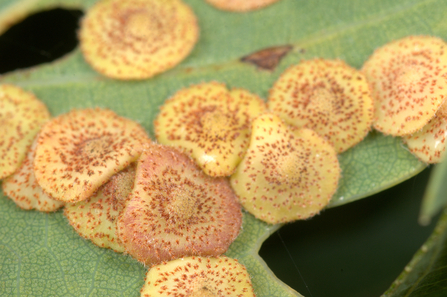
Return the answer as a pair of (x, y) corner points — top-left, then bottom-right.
(3, 137), (64, 212)
(205, 0), (281, 12)
(34, 108), (150, 203)
(64, 163), (137, 252)
(230, 114), (341, 224)
(362, 35), (447, 136)
(140, 256), (256, 296)
(79, 0), (199, 80)
(268, 58), (374, 153)
(403, 101), (447, 163)
(155, 82), (267, 177)
(117, 144), (242, 266)
(0, 84), (50, 179)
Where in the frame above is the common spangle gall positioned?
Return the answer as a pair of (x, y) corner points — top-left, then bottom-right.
(64, 163), (137, 252)
(0, 84), (50, 179)
(155, 82), (267, 177)
(268, 58), (374, 153)
(362, 35), (447, 136)
(230, 114), (340, 224)
(403, 101), (447, 163)
(205, 0), (281, 12)
(34, 108), (150, 203)
(3, 137), (64, 212)
(79, 0), (199, 80)
(117, 144), (242, 266)
(140, 256), (256, 297)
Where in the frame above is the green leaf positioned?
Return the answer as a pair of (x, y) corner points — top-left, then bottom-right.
(383, 208), (447, 297)
(330, 131), (425, 208)
(0, 0), (445, 296)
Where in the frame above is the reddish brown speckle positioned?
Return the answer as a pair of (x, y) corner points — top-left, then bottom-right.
(64, 163), (137, 252)
(117, 144), (242, 266)
(0, 84), (50, 179)
(230, 114), (340, 224)
(268, 58), (374, 153)
(3, 137), (64, 212)
(403, 100), (447, 163)
(34, 108), (150, 203)
(141, 256), (255, 296)
(155, 82), (267, 177)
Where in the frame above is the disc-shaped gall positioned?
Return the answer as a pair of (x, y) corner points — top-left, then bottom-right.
(0, 84), (50, 179)
(79, 0), (199, 80)
(205, 0), (281, 12)
(117, 144), (242, 266)
(34, 108), (150, 203)
(64, 163), (136, 252)
(155, 82), (267, 177)
(141, 256), (256, 296)
(362, 35), (447, 136)
(403, 101), (447, 163)
(230, 114), (341, 224)
(3, 137), (64, 212)
(268, 58), (374, 153)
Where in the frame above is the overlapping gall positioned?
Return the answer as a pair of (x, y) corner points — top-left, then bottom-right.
(64, 163), (137, 252)
(155, 82), (267, 177)
(0, 84), (50, 179)
(34, 108), (149, 203)
(230, 114), (340, 224)
(3, 137), (64, 212)
(403, 101), (447, 163)
(268, 58), (374, 153)
(117, 144), (242, 266)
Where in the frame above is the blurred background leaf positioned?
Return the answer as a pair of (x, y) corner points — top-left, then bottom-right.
(384, 208), (447, 297)
(420, 158), (447, 226)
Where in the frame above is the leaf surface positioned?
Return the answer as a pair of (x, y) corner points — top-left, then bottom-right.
(1, 0), (446, 296)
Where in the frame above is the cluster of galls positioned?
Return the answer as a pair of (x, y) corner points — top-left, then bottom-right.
(154, 72), (367, 224)
(362, 35), (447, 164)
(3, 2), (447, 292)
(0, 95), (251, 296)
(155, 35), (447, 228)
